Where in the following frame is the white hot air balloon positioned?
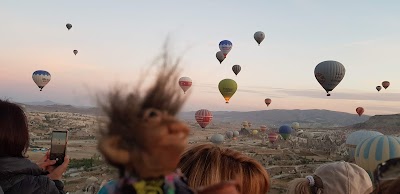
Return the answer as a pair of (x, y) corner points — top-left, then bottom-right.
(178, 77), (192, 94)
(254, 31), (265, 45)
(211, 134), (224, 144)
(32, 70), (51, 91)
(314, 60), (346, 96)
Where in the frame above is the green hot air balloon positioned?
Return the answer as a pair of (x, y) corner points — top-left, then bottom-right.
(218, 79), (237, 103)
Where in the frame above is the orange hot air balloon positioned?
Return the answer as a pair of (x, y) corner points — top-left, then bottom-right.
(356, 107), (364, 116)
(265, 98), (271, 107)
(382, 81), (390, 89)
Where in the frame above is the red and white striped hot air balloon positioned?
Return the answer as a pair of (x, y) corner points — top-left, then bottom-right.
(268, 132), (279, 144)
(178, 77), (192, 94)
(260, 125), (268, 132)
(195, 109), (213, 129)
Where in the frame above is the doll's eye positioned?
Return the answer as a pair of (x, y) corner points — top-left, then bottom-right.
(143, 108), (162, 121)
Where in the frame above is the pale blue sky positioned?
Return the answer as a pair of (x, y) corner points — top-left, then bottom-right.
(1, 1), (400, 115)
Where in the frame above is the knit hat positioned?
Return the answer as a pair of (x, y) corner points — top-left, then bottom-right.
(314, 161), (373, 194)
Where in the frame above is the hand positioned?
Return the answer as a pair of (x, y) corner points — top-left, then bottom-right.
(37, 151), (57, 171)
(47, 155), (70, 181)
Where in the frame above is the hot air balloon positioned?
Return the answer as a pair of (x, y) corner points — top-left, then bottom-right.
(195, 109), (213, 129)
(216, 51), (225, 64)
(254, 31), (265, 46)
(252, 130), (258, 135)
(279, 125), (292, 140)
(268, 132), (279, 144)
(218, 79), (237, 103)
(355, 135), (400, 177)
(242, 121), (249, 128)
(226, 131), (234, 139)
(248, 122), (252, 127)
(219, 40), (232, 57)
(211, 134), (224, 144)
(178, 77), (192, 94)
(232, 65), (241, 76)
(356, 107), (364, 116)
(260, 125), (267, 132)
(66, 23), (72, 30)
(73, 50), (78, 55)
(314, 60), (346, 96)
(233, 131), (240, 137)
(32, 70), (51, 91)
(265, 98), (271, 107)
(382, 81), (390, 89)
(291, 122), (300, 130)
(376, 86), (382, 92)
(345, 130), (383, 161)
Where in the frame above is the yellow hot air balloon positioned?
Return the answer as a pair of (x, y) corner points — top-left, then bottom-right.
(218, 79), (237, 103)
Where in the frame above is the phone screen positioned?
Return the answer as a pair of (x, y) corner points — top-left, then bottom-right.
(50, 131), (67, 166)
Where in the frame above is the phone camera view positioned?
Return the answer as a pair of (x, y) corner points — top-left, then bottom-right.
(50, 131), (67, 166)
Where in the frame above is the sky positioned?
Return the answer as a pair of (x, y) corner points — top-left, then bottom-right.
(1, 0), (400, 115)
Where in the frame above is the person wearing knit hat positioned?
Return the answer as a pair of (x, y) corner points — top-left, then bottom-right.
(287, 161), (373, 194)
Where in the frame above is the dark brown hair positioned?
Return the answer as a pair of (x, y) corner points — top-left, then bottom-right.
(0, 100), (29, 157)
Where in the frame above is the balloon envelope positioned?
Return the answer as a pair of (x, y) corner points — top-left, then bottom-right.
(279, 125), (292, 140)
(254, 31), (265, 45)
(218, 79), (237, 103)
(233, 131), (240, 137)
(345, 130), (383, 160)
(356, 107), (364, 116)
(32, 70), (51, 91)
(268, 132), (279, 143)
(219, 40), (232, 56)
(242, 121), (249, 128)
(232, 65), (241, 76)
(73, 50), (78, 55)
(216, 51), (225, 64)
(260, 125), (267, 132)
(211, 134), (224, 144)
(265, 98), (272, 106)
(195, 109), (213, 128)
(382, 81), (390, 89)
(314, 60), (346, 96)
(291, 122), (300, 130)
(178, 77), (192, 94)
(252, 130), (258, 135)
(376, 86), (382, 92)
(66, 23), (72, 30)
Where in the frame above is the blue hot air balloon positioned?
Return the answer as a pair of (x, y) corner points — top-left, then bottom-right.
(219, 40), (232, 57)
(32, 70), (51, 91)
(279, 125), (292, 140)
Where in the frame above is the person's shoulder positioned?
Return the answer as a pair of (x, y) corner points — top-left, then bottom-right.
(98, 180), (118, 194)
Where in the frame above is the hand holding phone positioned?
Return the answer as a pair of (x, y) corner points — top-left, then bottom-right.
(49, 130), (68, 166)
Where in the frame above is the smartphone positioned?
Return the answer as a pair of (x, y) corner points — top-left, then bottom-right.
(50, 130), (68, 166)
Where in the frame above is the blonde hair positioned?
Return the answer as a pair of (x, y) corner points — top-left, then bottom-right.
(178, 144), (270, 194)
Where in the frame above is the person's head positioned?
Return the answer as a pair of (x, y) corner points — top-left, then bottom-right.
(0, 100), (29, 157)
(371, 157), (400, 194)
(287, 161), (373, 194)
(178, 144), (270, 194)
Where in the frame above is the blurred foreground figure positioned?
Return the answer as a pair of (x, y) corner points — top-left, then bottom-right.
(371, 157), (400, 194)
(97, 47), (240, 194)
(287, 161), (372, 194)
(178, 144), (270, 194)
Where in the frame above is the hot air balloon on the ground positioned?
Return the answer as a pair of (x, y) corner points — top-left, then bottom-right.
(226, 131), (233, 139)
(211, 134), (224, 144)
(260, 125), (267, 132)
(268, 132), (279, 144)
(254, 31), (265, 46)
(291, 122), (300, 130)
(195, 109), (213, 129)
(219, 40), (232, 56)
(233, 131), (240, 137)
(216, 51), (225, 64)
(66, 23), (72, 30)
(32, 70), (51, 91)
(376, 86), (382, 92)
(382, 81), (390, 89)
(252, 130), (258, 135)
(178, 77), (192, 94)
(355, 135), (400, 177)
(242, 121), (249, 128)
(279, 125), (292, 140)
(73, 50), (78, 55)
(345, 130), (383, 161)
(265, 98), (271, 107)
(218, 79), (237, 103)
(232, 65), (241, 76)
(314, 60), (346, 96)
(356, 107), (364, 116)
(248, 122), (252, 127)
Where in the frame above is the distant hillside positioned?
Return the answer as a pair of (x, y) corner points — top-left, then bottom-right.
(352, 114), (400, 130)
(179, 109), (369, 128)
(18, 103), (102, 116)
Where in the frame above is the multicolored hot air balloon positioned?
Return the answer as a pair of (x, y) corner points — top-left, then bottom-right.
(268, 132), (279, 144)
(254, 31), (265, 46)
(265, 98), (271, 107)
(314, 60), (346, 96)
(219, 40), (232, 57)
(382, 81), (390, 89)
(218, 79), (237, 103)
(376, 86), (382, 92)
(216, 51), (225, 64)
(356, 107), (364, 116)
(195, 109), (213, 129)
(291, 122), (300, 130)
(232, 65), (241, 76)
(73, 50), (78, 55)
(279, 125), (292, 140)
(178, 77), (192, 94)
(66, 23), (72, 30)
(355, 135), (400, 178)
(345, 130), (383, 161)
(260, 125), (267, 132)
(32, 70), (51, 91)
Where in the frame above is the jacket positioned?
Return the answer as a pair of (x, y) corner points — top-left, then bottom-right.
(0, 157), (65, 194)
